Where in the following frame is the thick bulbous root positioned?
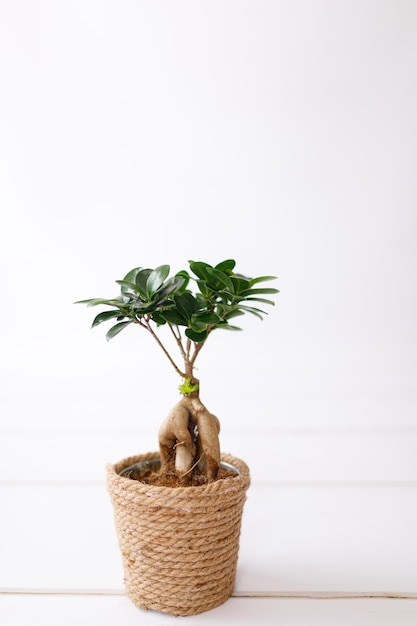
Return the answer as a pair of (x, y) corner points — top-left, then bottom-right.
(158, 396), (221, 484)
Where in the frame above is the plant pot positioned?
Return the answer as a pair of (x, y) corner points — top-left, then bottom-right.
(106, 451), (250, 616)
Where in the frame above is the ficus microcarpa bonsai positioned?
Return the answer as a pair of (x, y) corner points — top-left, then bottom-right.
(76, 259), (278, 484)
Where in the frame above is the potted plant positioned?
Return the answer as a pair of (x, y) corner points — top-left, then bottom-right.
(77, 259), (278, 616)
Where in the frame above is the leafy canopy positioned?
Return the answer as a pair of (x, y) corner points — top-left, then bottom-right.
(76, 259), (278, 344)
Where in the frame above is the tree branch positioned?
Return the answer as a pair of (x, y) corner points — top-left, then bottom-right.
(186, 338), (191, 363)
(168, 323), (187, 361)
(190, 341), (205, 369)
(143, 318), (186, 378)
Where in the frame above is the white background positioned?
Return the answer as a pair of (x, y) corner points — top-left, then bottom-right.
(1, 1), (416, 438)
(1, 2), (417, 624)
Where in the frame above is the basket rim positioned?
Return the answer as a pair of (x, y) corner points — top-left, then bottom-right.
(106, 451), (250, 499)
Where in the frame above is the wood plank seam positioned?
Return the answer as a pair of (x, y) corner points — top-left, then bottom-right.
(1, 590), (416, 599)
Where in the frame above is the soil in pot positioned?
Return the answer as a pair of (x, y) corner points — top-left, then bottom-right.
(119, 457), (237, 487)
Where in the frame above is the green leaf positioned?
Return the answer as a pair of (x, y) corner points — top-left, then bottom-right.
(242, 298), (275, 310)
(215, 323), (242, 331)
(246, 297), (276, 305)
(91, 310), (123, 327)
(230, 276), (250, 294)
(240, 287), (279, 296)
(205, 267), (235, 293)
(135, 268), (153, 297)
(161, 309), (188, 325)
(236, 305), (267, 320)
(189, 261), (213, 280)
(155, 275), (185, 298)
(185, 328), (208, 342)
(153, 299), (176, 308)
(146, 265), (170, 296)
(115, 280), (141, 293)
(105, 321), (133, 341)
(190, 319), (207, 332)
(116, 294), (134, 304)
(223, 309), (245, 320)
(175, 270), (190, 291)
(248, 275), (277, 286)
(120, 267), (141, 292)
(122, 267), (141, 281)
(215, 259), (236, 273)
(75, 298), (116, 307)
(151, 311), (167, 326)
(131, 301), (155, 311)
(192, 311), (221, 325)
(196, 279), (211, 298)
(174, 292), (200, 321)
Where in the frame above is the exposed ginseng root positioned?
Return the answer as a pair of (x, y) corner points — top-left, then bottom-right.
(158, 394), (221, 484)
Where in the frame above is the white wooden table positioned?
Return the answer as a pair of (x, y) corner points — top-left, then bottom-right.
(1, 391), (416, 625)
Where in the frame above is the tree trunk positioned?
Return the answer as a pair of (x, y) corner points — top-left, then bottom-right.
(158, 390), (221, 484)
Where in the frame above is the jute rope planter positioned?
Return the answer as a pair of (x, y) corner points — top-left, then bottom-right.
(106, 451), (250, 616)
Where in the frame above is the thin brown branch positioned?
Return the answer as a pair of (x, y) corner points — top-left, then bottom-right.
(168, 323), (187, 361)
(186, 338), (191, 361)
(190, 341), (205, 369)
(143, 318), (185, 378)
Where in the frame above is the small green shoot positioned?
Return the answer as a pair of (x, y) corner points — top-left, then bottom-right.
(178, 378), (200, 395)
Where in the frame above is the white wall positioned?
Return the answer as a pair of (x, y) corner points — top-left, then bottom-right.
(1, 1), (416, 456)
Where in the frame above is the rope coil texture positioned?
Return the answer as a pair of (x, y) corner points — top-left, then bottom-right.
(106, 452), (250, 616)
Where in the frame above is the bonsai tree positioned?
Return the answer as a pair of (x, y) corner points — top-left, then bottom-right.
(77, 259), (278, 484)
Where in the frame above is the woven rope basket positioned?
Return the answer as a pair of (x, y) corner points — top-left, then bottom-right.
(106, 452), (250, 616)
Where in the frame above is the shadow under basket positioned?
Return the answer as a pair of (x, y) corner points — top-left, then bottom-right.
(106, 452), (250, 616)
